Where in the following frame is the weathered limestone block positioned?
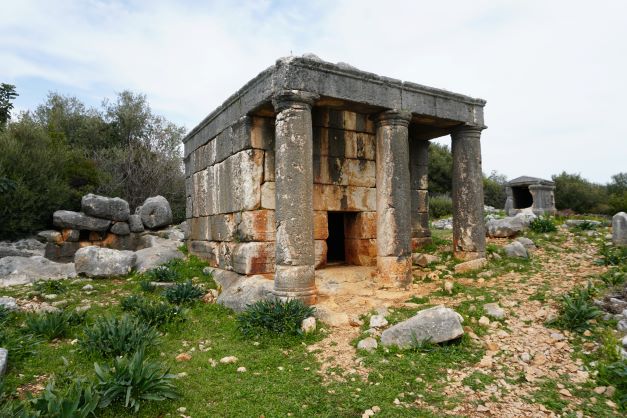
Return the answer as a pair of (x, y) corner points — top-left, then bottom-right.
(128, 215), (144, 233)
(314, 240), (327, 269)
(313, 108), (375, 133)
(451, 126), (486, 259)
(134, 242), (185, 272)
(314, 128), (376, 161)
(264, 151), (275, 182)
(189, 217), (211, 241)
(237, 210), (275, 241)
(377, 256), (412, 287)
(261, 182), (275, 209)
(210, 214), (236, 241)
(381, 306), (464, 347)
(74, 246), (136, 278)
(61, 229), (80, 242)
(215, 127), (233, 164)
(189, 240), (218, 265)
(345, 239), (377, 266)
(45, 242), (81, 262)
(251, 116), (275, 150)
(212, 149), (263, 213)
(411, 190), (429, 213)
(0, 256), (77, 287)
(345, 212), (377, 239)
(197, 169), (209, 217)
(38, 230), (63, 244)
(81, 193), (130, 221)
(313, 211), (329, 240)
(232, 242), (275, 275)
(53, 210), (111, 232)
(205, 139), (216, 167)
(192, 172), (201, 218)
(212, 270), (274, 312)
(139, 196), (173, 229)
(314, 157), (376, 187)
(111, 222), (130, 236)
(215, 242), (236, 271)
(613, 212), (627, 246)
(313, 185), (375, 211)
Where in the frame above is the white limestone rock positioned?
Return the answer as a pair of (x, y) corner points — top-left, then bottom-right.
(380, 305), (464, 348)
(0, 256), (77, 287)
(612, 212), (627, 246)
(139, 196), (173, 229)
(504, 241), (528, 258)
(81, 193), (130, 221)
(357, 337), (378, 352)
(74, 246), (136, 278)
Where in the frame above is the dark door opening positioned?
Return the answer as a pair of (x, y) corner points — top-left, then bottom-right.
(327, 212), (345, 263)
(512, 186), (533, 209)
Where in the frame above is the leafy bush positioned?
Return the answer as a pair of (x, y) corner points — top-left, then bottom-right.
(0, 329), (38, 363)
(572, 220), (598, 231)
(483, 171), (507, 208)
(121, 295), (185, 327)
(162, 280), (204, 305)
(145, 265), (180, 283)
(95, 349), (179, 413)
(529, 216), (557, 233)
(552, 172), (608, 214)
(161, 256), (212, 283)
(25, 310), (84, 340)
(29, 379), (100, 418)
(80, 315), (159, 358)
(33, 280), (67, 295)
(237, 299), (315, 337)
(554, 284), (601, 332)
(596, 244), (627, 266)
(0, 305), (11, 324)
(139, 280), (156, 292)
(599, 267), (626, 287)
(428, 143), (452, 196)
(601, 360), (627, 408)
(429, 194), (453, 219)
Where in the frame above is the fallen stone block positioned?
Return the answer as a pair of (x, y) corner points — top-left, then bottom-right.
(53, 210), (111, 232)
(210, 269), (274, 312)
(454, 258), (487, 273)
(74, 246), (136, 278)
(139, 196), (173, 229)
(81, 193), (130, 221)
(380, 305), (464, 348)
(412, 253), (439, 267)
(0, 256), (77, 287)
(504, 241), (528, 258)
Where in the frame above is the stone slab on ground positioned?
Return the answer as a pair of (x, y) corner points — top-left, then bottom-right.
(454, 258), (487, 273)
(0, 256), (77, 287)
(53, 210), (111, 232)
(357, 337), (378, 352)
(207, 267), (273, 312)
(0, 348), (7, 377)
(134, 238), (184, 272)
(484, 302), (506, 319)
(81, 193), (130, 221)
(0, 296), (17, 311)
(504, 241), (528, 258)
(412, 253), (439, 267)
(74, 246), (136, 278)
(381, 305), (464, 348)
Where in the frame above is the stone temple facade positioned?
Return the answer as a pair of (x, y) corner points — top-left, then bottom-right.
(184, 56), (487, 304)
(504, 176), (556, 216)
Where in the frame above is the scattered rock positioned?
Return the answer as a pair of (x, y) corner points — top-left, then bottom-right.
(412, 253), (439, 267)
(209, 268), (273, 312)
(483, 303), (505, 319)
(52, 210), (111, 232)
(357, 337), (378, 352)
(432, 218), (453, 230)
(520, 352), (531, 363)
(443, 280), (454, 294)
(0, 256), (77, 287)
(202, 289), (219, 304)
(128, 214), (145, 233)
(478, 316), (491, 326)
(504, 241), (528, 258)
(175, 353), (192, 362)
(454, 258), (487, 273)
(0, 296), (17, 311)
(566, 219), (602, 228)
(516, 237), (536, 249)
(74, 246), (136, 278)
(82, 284), (94, 291)
(37, 230), (63, 244)
(369, 314), (388, 328)
(486, 213), (535, 238)
(220, 356), (238, 364)
(110, 222), (130, 236)
(133, 238), (184, 272)
(81, 193), (130, 221)
(380, 305), (464, 348)
(301, 316), (316, 334)
(139, 196), (173, 229)
(550, 332), (566, 341)
(612, 212), (627, 246)
(236, 366), (247, 373)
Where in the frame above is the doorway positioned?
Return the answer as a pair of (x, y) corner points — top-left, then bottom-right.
(327, 212), (346, 263)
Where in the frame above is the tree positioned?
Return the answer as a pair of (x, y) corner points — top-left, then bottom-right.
(428, 143), (453, 196)
(552, 172), (608, 214)
(0, 83), (18, 130)
(483, 171), (508, 209)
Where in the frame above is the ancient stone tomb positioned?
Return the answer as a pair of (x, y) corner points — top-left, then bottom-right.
(504, 176), (556, 216)
(184, 56), (487, 304)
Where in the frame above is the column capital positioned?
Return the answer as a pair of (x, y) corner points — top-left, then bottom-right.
(272, 90), (319, 112)
(451, 124), (485, 138)
(374, 109), (411, 127)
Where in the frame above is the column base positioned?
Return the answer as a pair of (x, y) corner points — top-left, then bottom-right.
(377, 256), (412, 289)
(273, 265), (317, 305)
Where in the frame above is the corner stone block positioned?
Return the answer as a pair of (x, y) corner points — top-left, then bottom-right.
(237, 210), (276, 241)
(345, 239), (377, 266)
(232, 242), (275, 275)
(313, 211), (328, 240)
(345, 212), (377, 239)
(261, 182), (275, 209)
(251, 116), (275, 150)
(189, 240), (218, 265)
(377, 256), (412, 288)
(211, 213), (237, 241)
(216, 242), (236, 271)
(190, 216), (211, 241)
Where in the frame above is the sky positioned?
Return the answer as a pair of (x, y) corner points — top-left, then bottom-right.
(1, 0), (625, 184)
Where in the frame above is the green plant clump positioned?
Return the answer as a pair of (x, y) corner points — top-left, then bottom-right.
(29, 379), (100, 418)
(554, 284), (601, 332)
(95, 349), (179, 413)
(237, 299), (315, 337)
(145, 265), (180, 283)
(596, 244), (627, 266)
(33, 280), (67, 295)
(529, 216), (557, 233)
(121, 295), (185, 327)
(0, 329), (38, 364)
(162, 280), (204, 305)
(25, 310), (84, 341)
(429, 194), (453, 219)
(80, 315), (159, 358)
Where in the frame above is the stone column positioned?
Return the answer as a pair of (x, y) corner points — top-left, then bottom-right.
(272, 90), (319, 304)
(375, 110), (412, 287)
(451, 125), (486, 260)
(409, 139), (432, 249)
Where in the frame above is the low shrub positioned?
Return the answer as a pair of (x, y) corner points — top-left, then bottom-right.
(429, 194), (453, 219)
(0, 305), (11, 324)
(33, 280), (67, 295)
(600, 359), (627, 408)
(0, 329), (38, 364)
(237, 299), (315, 337)
(529, 216), (557, 233)
(25, 310), (84, 340)
(95, 349), (179, 413)
(145, 265), (180, 283)
(139, 280), (156, 292)
(572, 220), (598, 231)
(80, 315), (159, 358)
(553, 284), (601, 332)
(121, 295), (185, 327)
(599, 267), (626, 287)
(596, 244), (627, 266)
(162, 280), (204, 305)
(29, 379), (100, 418)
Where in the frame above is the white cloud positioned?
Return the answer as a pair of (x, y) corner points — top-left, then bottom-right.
(1, 0), (625, 183)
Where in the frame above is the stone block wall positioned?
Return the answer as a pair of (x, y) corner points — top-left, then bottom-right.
(185, 108), (382, 275)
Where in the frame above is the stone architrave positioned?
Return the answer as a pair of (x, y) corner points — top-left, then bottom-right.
(375, 110), (412, 287)
(271, 90), (319, 304)
(451, 126), (486, 260)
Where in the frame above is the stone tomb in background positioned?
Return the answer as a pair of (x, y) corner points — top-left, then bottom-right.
(504, 176), (556, 216)
(183, 55), (487, 304)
